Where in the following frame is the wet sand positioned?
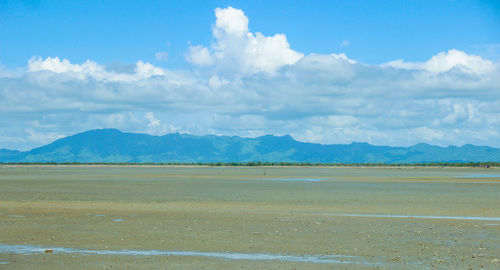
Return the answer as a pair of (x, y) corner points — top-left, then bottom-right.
(0, 166), (499, 269)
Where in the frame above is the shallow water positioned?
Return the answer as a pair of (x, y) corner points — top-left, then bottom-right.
(459, 174), (500, 178)
(0, 244), (370, 265)
(7, 214), (25, 218)
(317, 213), (500, 221)
(260, 178), (325, 182)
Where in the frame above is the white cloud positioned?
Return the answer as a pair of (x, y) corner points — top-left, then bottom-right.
(242, 32), (304, 73)
(331, 53), (356, 64)
(186, 45), (214, 66)
(145, 112), (179, 135)
(442, 103), (473, 125)
(146, 112), (161, 128)
(25, 128), (65, 146)
(135, 61), (165, 77)
(384, 49), (496, 74)
(214, 7), (248, 37)
(27, 56), (168, 81)
(186, 6), (303, 75)
(28, 56), (103, 74)
(208, 74), (228, 89)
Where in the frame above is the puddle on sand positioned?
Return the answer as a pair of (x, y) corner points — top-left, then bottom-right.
(0, 243), (373, 265)
(7, 215), (25, 218)
(113, 219), (124, 222)
(316, 213), (500, 221)
(0, 261), (9, 265)
(459, 174), (500, 178)
(484, 223), (499, 226)
(261, 178), (325, 182)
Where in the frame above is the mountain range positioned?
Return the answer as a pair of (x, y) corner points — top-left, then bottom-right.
(1, 129), (499, 164)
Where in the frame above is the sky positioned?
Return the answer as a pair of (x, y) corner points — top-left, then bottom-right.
(0, 0), (499, 150)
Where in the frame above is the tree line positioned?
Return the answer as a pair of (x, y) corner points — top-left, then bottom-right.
(1, 161), (498, 167)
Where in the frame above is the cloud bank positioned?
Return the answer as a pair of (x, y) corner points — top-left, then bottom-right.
(0, 7), (499, 150)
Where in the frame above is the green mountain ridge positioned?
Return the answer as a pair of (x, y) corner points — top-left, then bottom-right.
(1, 129), (499, 163)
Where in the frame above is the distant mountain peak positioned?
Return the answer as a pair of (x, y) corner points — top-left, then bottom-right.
(0, 129), (499, 163)
(81, 128), (123, 134)
(349, 142), (371, 146)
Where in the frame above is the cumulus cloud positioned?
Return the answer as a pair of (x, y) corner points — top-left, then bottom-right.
(186, 6), (303, 75)
(0, 7), (499, 150)
(28, 56), (102, 74)
(384, 49), (496, 74)
(135, 61), (166, 77)
(27, 56), (167, 81)
(214, 7), (248, 37)
(186, 45), (214, 66)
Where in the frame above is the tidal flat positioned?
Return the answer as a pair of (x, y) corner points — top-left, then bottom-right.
(0, 165), (499, 269)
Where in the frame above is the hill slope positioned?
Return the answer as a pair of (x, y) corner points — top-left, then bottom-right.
(1, 129), (499, 163)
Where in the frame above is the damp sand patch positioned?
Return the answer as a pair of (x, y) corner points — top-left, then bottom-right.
(0, 243), (374, 265)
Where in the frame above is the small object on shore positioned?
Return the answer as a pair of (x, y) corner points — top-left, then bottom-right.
(44, 249), (53, 253)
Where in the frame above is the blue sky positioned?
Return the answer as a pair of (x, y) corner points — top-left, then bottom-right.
(0, 0), (499, 150)
(2, 0), (499, 67)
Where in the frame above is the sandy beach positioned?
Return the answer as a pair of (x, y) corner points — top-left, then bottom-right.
(1, 166), (499, 269)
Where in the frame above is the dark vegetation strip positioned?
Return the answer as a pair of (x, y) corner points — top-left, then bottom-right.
(0, 161), (498, 167)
